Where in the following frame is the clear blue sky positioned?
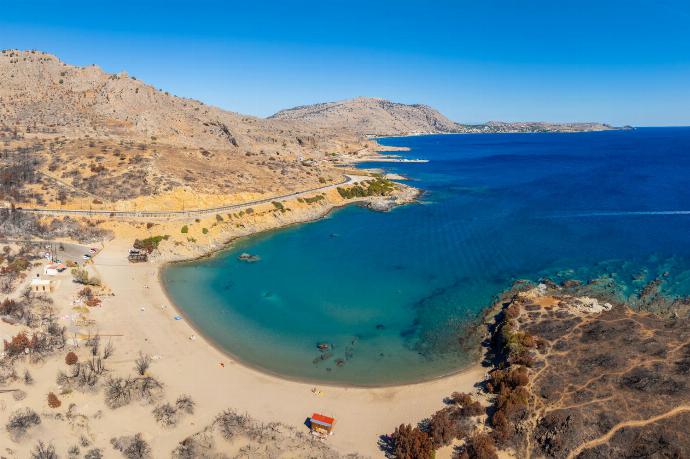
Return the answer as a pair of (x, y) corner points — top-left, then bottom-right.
(2, 1), (689, 126)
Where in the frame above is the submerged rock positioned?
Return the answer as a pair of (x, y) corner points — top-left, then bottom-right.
(312, 352), (333, 365)
(237, 252), (260, 262)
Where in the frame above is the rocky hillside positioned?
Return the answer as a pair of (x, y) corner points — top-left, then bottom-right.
(0, 49), (368, 155)
(270, 97), (461, 136)
(0, 50), (383, 206)
(271, 97), (627, 137)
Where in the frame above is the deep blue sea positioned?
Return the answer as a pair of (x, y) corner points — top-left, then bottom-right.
(163, 128), (690, 385)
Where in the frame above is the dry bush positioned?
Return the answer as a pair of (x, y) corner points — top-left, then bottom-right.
(214, 409), (255, 440)
(134, 352), (151, 375)
(110, 433), (151, 459)
(47, 391), (61, 408)
(24, 369), (34, 385)
(389, 423), (434, 459)
(6, 407), (41, 440)
(31, 441), (58, 459)
(84, 449), (103, 459)
(152, 402), (178, 427)
(0, 360), (18, 385)
(105, 377), (134, 408)
(172, 434), (212, 459)
(459, 432), (498, 459)
(103, 340), (115, 359)
(65, 351), (78, 365)
(104, 376), (163, 409)
(175, 394), (195, 415)
(135, 376), (164, 404)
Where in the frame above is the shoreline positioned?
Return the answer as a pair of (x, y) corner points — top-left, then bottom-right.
(86, 238), (489, 457)
(158, 261), (486, 389)
(152, 188), (483, 390)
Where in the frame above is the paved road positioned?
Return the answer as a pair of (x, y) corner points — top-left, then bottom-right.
(11, 174), (367, 221)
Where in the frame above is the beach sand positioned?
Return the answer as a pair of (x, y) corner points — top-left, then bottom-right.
(0, 236), (486, 457)
(94, 240), (486, 456)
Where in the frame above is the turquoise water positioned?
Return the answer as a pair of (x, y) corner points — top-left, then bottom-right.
(163, 128), (690, 385)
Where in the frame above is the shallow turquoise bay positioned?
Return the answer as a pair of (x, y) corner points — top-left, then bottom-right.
(163, 128), (690, 385)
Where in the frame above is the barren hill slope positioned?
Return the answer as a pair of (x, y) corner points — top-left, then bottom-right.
(0, 49), (367, 154)
(0, 50), (382, 207)
(270, 97), (461, 136)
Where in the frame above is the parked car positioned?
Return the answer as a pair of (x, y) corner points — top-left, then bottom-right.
(82, 254), (91, 260)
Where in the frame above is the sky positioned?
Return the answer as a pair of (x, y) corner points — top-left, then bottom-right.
(1, 1), (689, 126)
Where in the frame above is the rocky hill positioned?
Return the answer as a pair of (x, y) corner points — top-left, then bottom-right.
(0, 50), (380, 207)
(0, 49), (368, 154)
(271, 97), (626, 137)
(270, 97), (461, 136)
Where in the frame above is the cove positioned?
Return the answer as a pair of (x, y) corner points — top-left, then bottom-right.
(162, 128), (690, 385)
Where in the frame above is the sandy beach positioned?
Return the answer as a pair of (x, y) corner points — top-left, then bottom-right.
(0, 232), (487, 458)
(91, 239), (486, 456)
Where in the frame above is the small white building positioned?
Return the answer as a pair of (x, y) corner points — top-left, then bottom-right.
(31, 276), (55, 294)
(44, 263), (66, 276)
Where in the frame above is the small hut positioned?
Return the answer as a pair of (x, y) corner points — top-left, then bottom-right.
(128, 250), (148, 263)
(31, 276), (55, 294)
(309, 413), (336, 437)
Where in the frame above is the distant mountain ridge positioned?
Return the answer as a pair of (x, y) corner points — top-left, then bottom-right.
(271, 97), (629, 137)
(270, 97), (460, 136)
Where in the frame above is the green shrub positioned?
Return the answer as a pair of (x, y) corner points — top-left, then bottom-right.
(215, 214), (223, 222)
(71, 268), (101, 286)
(202, 228), (208, 234)
(133, 235), (169, 253)
(304, 194), (325, 204)
(337, 178), (395, 199)
(272, 201), (284, 210)
(181, 225), (189, 234)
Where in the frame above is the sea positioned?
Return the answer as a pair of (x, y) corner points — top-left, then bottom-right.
(162, 127), (690, 385)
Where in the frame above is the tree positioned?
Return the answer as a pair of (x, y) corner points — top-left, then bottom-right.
(4, 331), (31, 356)
(390, 424), (434, 459)
(461, 432), (498, 459)
(48, 392), (62, 408)
(66, 351), (79, 365)
(427, 407), (463, 448)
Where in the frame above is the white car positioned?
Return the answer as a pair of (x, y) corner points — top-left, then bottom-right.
(82, 254), (91, 260)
